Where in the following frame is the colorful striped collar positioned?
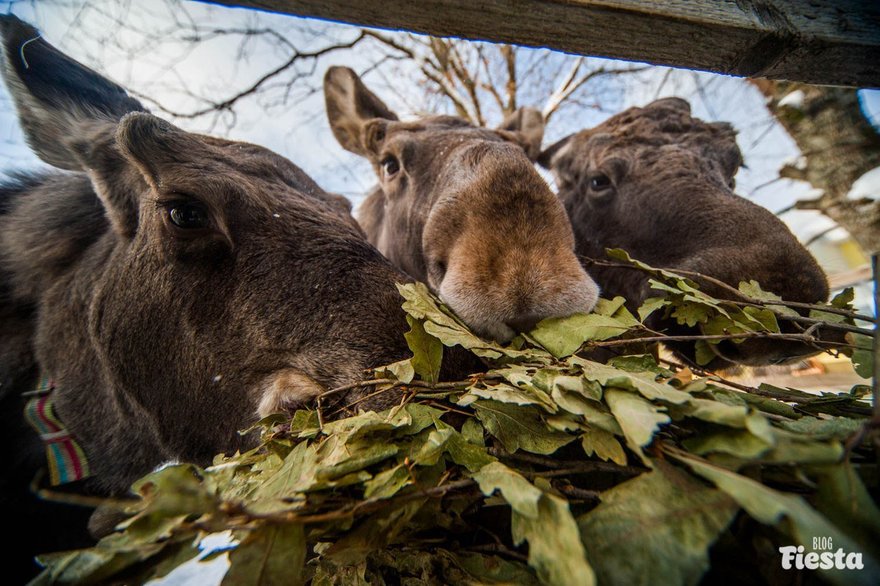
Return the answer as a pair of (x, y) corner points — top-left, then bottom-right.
(23, 376), (91, 485)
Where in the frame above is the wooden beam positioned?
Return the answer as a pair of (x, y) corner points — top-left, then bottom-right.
(206, 0), (880, 88)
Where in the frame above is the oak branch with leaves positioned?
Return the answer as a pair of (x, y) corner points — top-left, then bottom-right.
(34, 254), (877, 585)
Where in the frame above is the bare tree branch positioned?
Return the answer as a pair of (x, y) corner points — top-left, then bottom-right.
(422, 67), (476, 122)
(501, 44), (516, 113)
(136, 31), (368, 119)
(362, 29), (416, 59)
(476, 45), (505, 113)
(542, 56), (583, 120)
(447, 40), (484, 125)
(360, 31), (645, 129)
(544, 64), (650, 122)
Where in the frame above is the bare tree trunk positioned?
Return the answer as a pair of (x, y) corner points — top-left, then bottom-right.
(752, 80), (880, 254)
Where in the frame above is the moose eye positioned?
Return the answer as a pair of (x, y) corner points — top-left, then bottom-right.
(381, 156), (400, 178)
(589, 174), (611, 191)
(167, 202), (210, 230)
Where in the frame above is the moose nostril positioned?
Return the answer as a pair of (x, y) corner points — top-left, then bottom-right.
(506, 315), (542, 334)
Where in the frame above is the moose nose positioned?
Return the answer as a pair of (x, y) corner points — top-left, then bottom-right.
(506, 315), (542, 334)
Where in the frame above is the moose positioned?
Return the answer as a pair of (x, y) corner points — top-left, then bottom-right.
(324, 67), (599, 342)
(0, 16), (476, 579)
(538, 98), (831, 368)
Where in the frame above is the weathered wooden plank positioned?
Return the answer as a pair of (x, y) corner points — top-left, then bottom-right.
(205, 0), (880, 87)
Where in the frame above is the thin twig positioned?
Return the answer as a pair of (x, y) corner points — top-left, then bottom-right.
(463, 544), (529, 563)
(582, 256), (875, 323)
(555, 483), (601, 502)
(722, 301), (873, 336)
(319, 377), (481, 418)
(256, 477), (478, 525)
(543, 63), (649, 121)
(658, 357), (759, 393)
(328, 383), (407, 417)
(319, 378), (481, 401)
(421, 401), (473, 417)
(487, 448), (643, 476)
(588, 332), (854, 349)
(319, 378), (395, 400)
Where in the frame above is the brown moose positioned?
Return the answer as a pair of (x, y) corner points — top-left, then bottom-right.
(324, 67), (599, 342)
(0, 16), (469, 579)
(538, 98), (830, 368)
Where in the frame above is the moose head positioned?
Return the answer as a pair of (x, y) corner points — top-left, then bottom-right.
(325, 67), (600, 342)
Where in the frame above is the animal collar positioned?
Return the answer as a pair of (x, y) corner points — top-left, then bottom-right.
(23, 376), (91, 485)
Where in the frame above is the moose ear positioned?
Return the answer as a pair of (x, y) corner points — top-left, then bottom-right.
(706, 122), (744, 181)
(0, 14), (146, 170)
(536, 134), (573, 169)
(647, 97), (692, 115)
(113, 112), (203, 190)
(497, 107), (545, 161)
(2, 15), (148, 237)
(316, 191), (354, 217)
(324, 66), (398, 158)
(59, 121), (142, 238)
